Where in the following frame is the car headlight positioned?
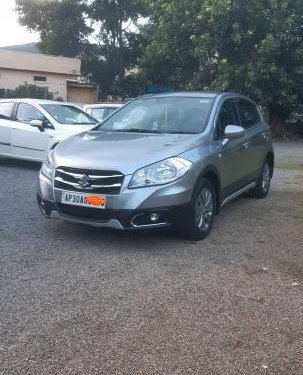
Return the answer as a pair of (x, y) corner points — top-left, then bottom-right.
(129, 157), (193, 189)
(41, 149), (54, 179)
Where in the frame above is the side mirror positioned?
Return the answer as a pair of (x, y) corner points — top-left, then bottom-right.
(29, 119), (54, 131)
(44, 120), (55, 130)
(29, 119), (44, 131)
(224, 125), (245, 140)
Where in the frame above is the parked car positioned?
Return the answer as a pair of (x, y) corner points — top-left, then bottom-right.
(0, 99), (98, 161)
(38, 92), (274, 240)
(83, 103), (123, 121)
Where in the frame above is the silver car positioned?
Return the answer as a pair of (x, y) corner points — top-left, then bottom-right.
(37, 92), (274, 240)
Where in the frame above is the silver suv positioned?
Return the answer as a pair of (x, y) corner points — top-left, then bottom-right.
(37, 92), (274, 240)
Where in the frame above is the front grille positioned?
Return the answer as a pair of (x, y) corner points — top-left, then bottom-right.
(54, 167), (124, 195)
(57, 203), (111, 222)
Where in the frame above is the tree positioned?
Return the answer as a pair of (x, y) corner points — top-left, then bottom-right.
(85, 0), (148, 98)
(141, 0), (303, 134)
(16, 0), (148, 98)
(16, 0), (91, 57)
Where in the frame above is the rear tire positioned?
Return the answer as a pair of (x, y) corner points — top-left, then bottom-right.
(182, 178), (216, 240)
(250, 160), (271, 198)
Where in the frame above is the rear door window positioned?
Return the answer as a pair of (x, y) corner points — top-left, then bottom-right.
(0, 102), (14, 120)
(237, 99), (260, 128)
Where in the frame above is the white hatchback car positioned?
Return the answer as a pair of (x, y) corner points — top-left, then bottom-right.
(83, 103), (122, 122)
(0, 99), (98, 162)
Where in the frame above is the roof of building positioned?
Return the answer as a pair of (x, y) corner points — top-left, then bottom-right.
(0, 48), (80, 76)
(0, 43), (41, 54)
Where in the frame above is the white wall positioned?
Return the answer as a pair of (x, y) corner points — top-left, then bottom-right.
(0, 68), (78, 100)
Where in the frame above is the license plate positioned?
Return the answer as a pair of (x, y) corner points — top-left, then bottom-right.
(61, 191), (106, 209)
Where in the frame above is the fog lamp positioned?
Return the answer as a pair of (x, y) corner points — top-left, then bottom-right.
(150, 213), (160, 223)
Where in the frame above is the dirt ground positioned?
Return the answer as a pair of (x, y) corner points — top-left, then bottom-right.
(0, 141), (302, 374)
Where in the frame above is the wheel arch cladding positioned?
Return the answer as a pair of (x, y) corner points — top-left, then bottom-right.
(267, 152), (274, 177)
(200, 167), (221, 214)
(51, 143), (58, 150)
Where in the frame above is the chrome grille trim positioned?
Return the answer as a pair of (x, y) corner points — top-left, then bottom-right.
(54, 177), (122, 189)
(56, 168), (123, 180)
(54, 167), (124, 195)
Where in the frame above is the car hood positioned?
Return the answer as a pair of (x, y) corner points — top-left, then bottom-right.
(54, 131), (203, 174)
(50, 124), (97, 143)
(55, 124), (96, 135)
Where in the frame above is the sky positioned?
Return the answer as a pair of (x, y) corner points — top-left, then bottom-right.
(0, 0), (39, 47)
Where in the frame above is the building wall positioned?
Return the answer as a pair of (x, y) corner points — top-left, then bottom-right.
(0, 68), (78, 100)
(0, 49), (97, 104)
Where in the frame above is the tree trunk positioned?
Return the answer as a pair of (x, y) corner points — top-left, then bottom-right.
(269, 114), (287, 138)
(268, 105), (290, 138)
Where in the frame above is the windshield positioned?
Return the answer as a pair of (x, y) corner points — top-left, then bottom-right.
(97, 97), (214, 134)
(42, 104), (98, 125)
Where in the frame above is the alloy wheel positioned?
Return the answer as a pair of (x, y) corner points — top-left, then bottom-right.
(195, 187), (214, 232)
(262, 163), (270, 193)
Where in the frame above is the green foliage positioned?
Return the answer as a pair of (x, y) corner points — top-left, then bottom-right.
(123, 71), (146, 98)
(84, 1), (148, 97)
(16, 0), (148, 98)
(16, 0), (91, 57)
(15, 0), (303, 127)
(14, 83), (54, 99)
(1, 83), (54, 99)
(81, 44), (117, 98)
(141, 0), (303, 130)
(81, 35), (145, 98)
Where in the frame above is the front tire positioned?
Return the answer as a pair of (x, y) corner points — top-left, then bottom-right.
(182, 178), (216, 240)
(250, 160), (271, 198)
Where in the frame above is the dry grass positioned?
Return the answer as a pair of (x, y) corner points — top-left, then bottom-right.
(276, 158), (303, 170)
(279, 261), (303, 281)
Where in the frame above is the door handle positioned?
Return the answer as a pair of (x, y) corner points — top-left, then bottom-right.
(243, 141), (250, 149)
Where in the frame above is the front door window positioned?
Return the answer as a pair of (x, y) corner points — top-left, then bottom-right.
(16, 103), (44, 123)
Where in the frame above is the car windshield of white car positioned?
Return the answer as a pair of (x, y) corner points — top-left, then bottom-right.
(98, 97), (214, 134)
(42, 104), (98, 125)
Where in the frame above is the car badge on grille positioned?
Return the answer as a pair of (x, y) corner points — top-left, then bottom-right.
(78, 174), (91, 188)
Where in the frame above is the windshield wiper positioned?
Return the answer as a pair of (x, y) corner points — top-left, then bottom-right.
(167, 131), (197, 134)
(77, 122), (96, 125)
(112, 128), (163, 134)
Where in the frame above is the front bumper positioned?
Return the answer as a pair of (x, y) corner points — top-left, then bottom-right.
(37, 171), (192, 230)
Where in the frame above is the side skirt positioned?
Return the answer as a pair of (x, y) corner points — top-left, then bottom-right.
(221, 182), (256, 208)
